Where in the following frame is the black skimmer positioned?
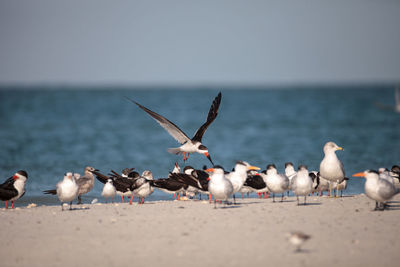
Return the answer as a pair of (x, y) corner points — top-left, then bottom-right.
(353, 170), (400, 210)
(264, 164), (289, 202)
(0, 170), (28, 209)
(205, 165), (234, 208)
(126, 92), (222, 165)
(291, 165), (313, 205)
(319, 141), (345, 197)
(44, 172), (79, 210)
(91, 169), (139, 204)
(75, 166), (97, 204)
(150, 177), (185, 200)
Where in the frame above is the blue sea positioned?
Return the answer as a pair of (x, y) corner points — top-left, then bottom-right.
(0, 86), (399, 207)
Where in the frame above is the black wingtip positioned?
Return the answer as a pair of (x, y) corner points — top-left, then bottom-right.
(124, 96), (141, 107)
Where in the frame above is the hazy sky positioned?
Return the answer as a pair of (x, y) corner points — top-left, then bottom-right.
(0, 0), (399, 86)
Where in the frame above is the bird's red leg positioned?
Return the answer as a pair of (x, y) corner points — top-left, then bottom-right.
(121, 196), (124, 203)
(186, 153), (190, 161)
(5, 201), (8, 209)
(11, 201), (14, 209)
(183, 152), (186, 162)
(174, 193), (177, 200)
(177, 193), (180, 200)
(129, 196), (132, 205)
(241, 193), (244, 199)
(209, 194), (212, 203)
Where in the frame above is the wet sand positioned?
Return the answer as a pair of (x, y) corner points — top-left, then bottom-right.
(1, 194), (400, 267)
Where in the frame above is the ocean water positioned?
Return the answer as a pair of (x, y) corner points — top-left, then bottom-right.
(0, 86), (399, 207)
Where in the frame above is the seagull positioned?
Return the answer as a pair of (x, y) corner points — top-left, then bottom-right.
(75, 166), (97, 204)
(291, 165), (313, 205)
(226, 161), (260, 204)
(353, 170), (400, 210)
(44, 172), (79, 211)
(206, 165), (234, 208)
(126, 92), (222, 165)
(0, 170), (28, 209)
(264, 164), (289, 202)
(285, 162), (297, 196)
(101, 179), (116, 203)
(287, 231), (311, 252)
(319, 141), (345, 197)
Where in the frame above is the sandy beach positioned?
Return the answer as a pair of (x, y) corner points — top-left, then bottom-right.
(1, 194), (400, 267)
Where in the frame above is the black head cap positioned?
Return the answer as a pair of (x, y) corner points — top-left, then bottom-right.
(17, 170), (28, 178)
(267, 164), (276, 170)
(285, 162), (293, 168)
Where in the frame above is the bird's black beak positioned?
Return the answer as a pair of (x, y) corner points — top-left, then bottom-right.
(205, 152), (214, 166)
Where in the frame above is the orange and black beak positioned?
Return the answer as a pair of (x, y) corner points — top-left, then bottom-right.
(352, 172), (365, 178)
(204, 152), (214, 166)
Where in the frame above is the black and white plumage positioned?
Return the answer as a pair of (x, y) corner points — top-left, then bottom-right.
(126, 92), (222, 165)
(91, 169), (139, 204)
(132, 170), (154, 204)
(0, 170), (28, 209)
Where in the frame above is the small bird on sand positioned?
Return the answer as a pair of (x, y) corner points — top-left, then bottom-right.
(126, 92), (222, 165)
(287, 231), (311, 252)
(206, 165), (234, 208)
(291, 165), (313, 205)
(353, 170), (400, 210)
(75, 166), (97, 204)
(44, 172), (79, 211)
(264, 164), (289, 202)
(101, 179), (116, 203)
(133, 170), (154, 204)
(0, 170), (28, 209)
(319, 141), (345, 197)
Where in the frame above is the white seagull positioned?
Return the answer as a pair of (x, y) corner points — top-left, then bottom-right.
(226, 161), (260, 203)
(353, 170), (400, 210)
(44, 172), (79, 211)
(265, 164), (290, 202)
(206, 165), (234, 208)
(126, 92), (222, 165)
(291, 165), (313, 205)
(319, 141), (345, 197)
(101, 178), (116, 203)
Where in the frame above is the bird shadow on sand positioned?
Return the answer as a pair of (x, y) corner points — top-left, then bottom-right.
(293, 248), (312, 254)
(66, 206), (90, 211)
(217, 204), (242, 209)
(387, 200), (400, 204)
(296, 203), (322, 206)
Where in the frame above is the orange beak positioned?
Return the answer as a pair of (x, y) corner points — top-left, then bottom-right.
(204, 152), (214, 165)
(12, 175), (18, 180)
(352, 172), (365, 178)
(205, 168), (215, 172)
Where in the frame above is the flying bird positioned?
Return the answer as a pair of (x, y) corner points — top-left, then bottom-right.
(126, 92), (222, 165)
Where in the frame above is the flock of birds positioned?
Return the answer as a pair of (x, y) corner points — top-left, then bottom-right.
(1, 92), (400, 213)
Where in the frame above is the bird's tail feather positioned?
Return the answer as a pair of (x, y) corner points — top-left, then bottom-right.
(167, 148), (182, 155)
(43, 189), (57, 195)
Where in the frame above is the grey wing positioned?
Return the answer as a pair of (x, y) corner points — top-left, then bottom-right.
(126, 97), (190, 144)
(291, 176), (297, 191)
(377, 179), (396, 199)
(76, 176), (91, 187)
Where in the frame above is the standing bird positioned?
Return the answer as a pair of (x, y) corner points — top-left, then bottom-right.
(0, 170), (28, 209)
(287, 231), (311, 252)
(226, 161), (260, 204)
(75, 166), (97, 204)
(353, 170), (400, 210)
(44, 172), (79, 211)
(101, 179), (116, 203)
(319, 141), (345, 197)
(265, 164), (290, 202)
(206, 166), (234, 208)
(126, 92), (222, 165)
(133, 170), (154, 204)
(291, 165), (313, 205)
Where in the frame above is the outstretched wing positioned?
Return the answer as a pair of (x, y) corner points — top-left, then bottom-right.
(192, 92), (222, 142)
(126, 97), (190, 144)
